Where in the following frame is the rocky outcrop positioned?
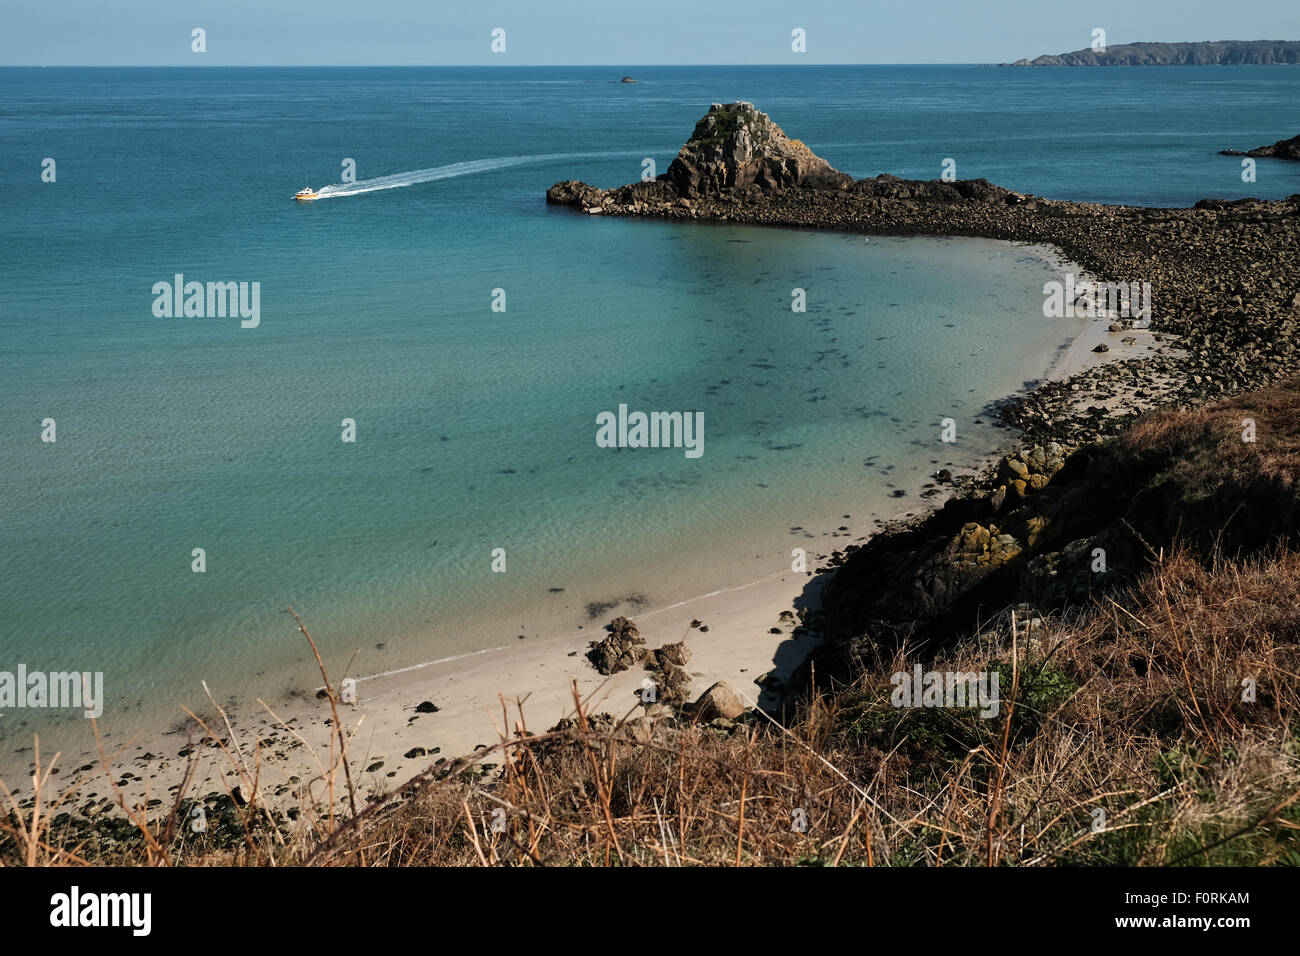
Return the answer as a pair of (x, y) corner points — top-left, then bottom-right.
(654, 641), (692, 668)
(663, 101), (852, 198)
(1003, 40), (1300, 67)
(1220, 133), (1300, 161)
(552, 101), (1300, 697)
(587, 616), (647, 674)
(805, 382), (1300, 687)
(548, 102), (1300, 449)
(547, 101), (851, 209)
(646, 657), (692, 706)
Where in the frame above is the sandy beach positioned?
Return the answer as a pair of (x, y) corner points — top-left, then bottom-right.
(0, 239), (1165, 822)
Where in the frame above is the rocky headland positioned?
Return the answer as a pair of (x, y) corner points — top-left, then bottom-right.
(550, 100), (1300, 690)
(549, 101), (1300, 449)
(1001, 39), (1300, 67)
(1221, 132), (1300, 160)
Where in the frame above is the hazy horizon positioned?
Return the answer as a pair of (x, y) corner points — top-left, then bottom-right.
(4, 0), (1298, 67)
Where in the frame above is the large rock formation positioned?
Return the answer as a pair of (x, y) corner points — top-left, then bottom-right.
(546, 101), (1300, 452)
(663, 101), (852, 198)
(1220, 133), (1300, 161)
(1002, 39), (1300, 67)
(547, 101), (852, 209)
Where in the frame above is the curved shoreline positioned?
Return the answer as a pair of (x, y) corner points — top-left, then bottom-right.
(547, 169), (1300, 447)
(10, 163), (1300, 825)
(0, 237), (1101, 809)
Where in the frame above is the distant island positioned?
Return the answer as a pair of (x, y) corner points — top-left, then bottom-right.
(1002, 39), (1300, 66)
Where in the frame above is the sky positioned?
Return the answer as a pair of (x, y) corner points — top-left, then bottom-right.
(3, 0), (1298, 66)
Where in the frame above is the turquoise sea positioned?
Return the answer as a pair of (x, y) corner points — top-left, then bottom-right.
(3, 65), (1299, 737)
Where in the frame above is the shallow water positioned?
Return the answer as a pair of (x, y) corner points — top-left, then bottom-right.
(6, 63), (1288, 734)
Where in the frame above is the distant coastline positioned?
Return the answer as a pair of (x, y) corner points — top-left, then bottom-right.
(1000, 39), (1300, 67)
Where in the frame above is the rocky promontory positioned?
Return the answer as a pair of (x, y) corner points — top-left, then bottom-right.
(1001, 39), (1300, 67)
(1221, 132), (1300, 160)
(551, 99), (1300, 687)
(666, 101), (852, 197)
(548, 101), (1300, 450)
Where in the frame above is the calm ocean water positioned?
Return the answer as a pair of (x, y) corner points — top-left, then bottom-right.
(2, 66), (1298, 733)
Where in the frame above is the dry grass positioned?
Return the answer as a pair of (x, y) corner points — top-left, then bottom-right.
(1118, 380), (1300, 493)
(6, 544), (1294, 867)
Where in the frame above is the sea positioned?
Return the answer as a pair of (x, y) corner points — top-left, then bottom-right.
(2, 65), (1298, 741)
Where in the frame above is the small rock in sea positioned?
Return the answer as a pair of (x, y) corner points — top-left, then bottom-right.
(769, 627), (782, 634)
(890, 489), (906, 497)
(415, 700), (440, 713)
(518, 634), (526, 640)
(548, 587), (565, 593)
(699, 625), (710, 632)
(404, 747), (427, 759)
(936, 468), (953, 483)
(1092, 343), (1110, 353)
(689, 619), (702, 628)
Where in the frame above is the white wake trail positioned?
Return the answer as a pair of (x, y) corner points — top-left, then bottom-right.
(312, 151), (635, 199)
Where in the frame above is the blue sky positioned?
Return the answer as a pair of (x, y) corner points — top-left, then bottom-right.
(4, 0), (1298, 65)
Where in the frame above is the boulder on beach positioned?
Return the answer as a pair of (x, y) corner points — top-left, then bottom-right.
(587, 616), (648, 674)
(654, 641), (692, 667)
(651, 660), (693, 705)
(687, 680), (747, 721)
